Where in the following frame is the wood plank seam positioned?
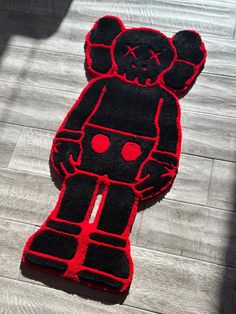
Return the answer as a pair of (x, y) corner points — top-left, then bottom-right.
(4, 162), (232, 213)
(4, 118), (236, 164)
(206, 159), (215, 206)
(0, 275), (161, 314)
(5, 126), (22, 168)
(1, 41), (236, 75)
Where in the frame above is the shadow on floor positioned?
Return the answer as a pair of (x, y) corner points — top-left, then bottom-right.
(20, 263), (129, 305)
(0, 0), (72, 58)
(220, 168), (236, 313)
(0, 0), (73, 124)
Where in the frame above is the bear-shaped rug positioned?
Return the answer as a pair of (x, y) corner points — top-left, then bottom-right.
(21, 16), (207, 294)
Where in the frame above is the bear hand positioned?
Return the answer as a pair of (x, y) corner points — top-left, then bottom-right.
(135, 159), (177, 199)
(51, 138), (81, 175)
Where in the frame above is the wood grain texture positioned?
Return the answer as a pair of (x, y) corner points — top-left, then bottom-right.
(203, 37), (236, 77)
(181, 111), (236, 162)
(0, 219), (34, 279)
(0, 81), (76, 130)
(181, 73), (236, 118)
(168, 0), (236, 8)
(1, 0), (235, 38)
(0, 278), (153, 314)
(0, 122), (21, 167)
(128, 246), (236, 314)
(208, 160), (236, 211)
(9, 127), (54, 175)
(0, 44), (86, 93)
(167, 154), (213, 205)
(67, 0), (235, 38)
(137, 198), (236, 267)
(0, 168), (59, 225)
(130, 211), (143, 245)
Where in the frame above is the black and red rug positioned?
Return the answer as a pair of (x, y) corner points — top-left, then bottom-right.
(21, 16), (207, 293)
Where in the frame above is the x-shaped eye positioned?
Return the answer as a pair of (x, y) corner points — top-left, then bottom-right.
(123, 45), (139, 59)
(147, 50), (161, 65)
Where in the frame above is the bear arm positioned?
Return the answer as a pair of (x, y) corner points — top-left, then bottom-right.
(57, 79), (108, 139)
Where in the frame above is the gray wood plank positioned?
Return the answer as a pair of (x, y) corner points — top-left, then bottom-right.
(1, 11), (236, 79)
(0, 168), (59, 226)
(0, 122), (21, 167)
(208, 160), (236, 211)
(181, 111), (236, 162)
(168, 0), (236, 8)
(1, 0), (234, 38)
(0, 82), (76, 130)
(9, 127), (213, 206)
(0, 219), (34, 279)
(9, 127), (54, 175)
(167, 154), (213, 205)
(66, 0), (235, 39)
(0, 44), (86, 93)
(128, 246), (236, 314)
(0, 278), (151, 314)
(130, 211), (143, 245)
(137, 198), (236, 268)
(203, 36), (236, 77)
(181, 73), (236, 118)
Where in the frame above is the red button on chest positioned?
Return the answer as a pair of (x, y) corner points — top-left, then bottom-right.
(121, 142), (142, 161)
(91, 134), (110, 153)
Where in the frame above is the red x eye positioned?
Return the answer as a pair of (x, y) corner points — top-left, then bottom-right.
(123, 45), (139, 59)
(147, 50), (161, 65)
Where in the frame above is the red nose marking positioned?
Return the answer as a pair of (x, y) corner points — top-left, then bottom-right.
(121, 142), (142, 161)
(91, 134), (110, 153)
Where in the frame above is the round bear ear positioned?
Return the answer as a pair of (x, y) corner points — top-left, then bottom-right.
(85, 16), (125, 77)
(162, 30), (207, 95)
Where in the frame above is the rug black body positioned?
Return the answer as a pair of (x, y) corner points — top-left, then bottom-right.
(22, 15), (207, 293)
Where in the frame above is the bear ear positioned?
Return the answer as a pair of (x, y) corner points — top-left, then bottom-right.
(85, 16), (125, 77)
(162, 30), (207, 95)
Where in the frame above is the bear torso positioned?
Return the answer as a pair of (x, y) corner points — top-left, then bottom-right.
(89, 77), (162, 138)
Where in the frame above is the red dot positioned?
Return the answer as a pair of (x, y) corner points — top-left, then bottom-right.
(121, 142), (142, 161)
(91, 134), (110, 154)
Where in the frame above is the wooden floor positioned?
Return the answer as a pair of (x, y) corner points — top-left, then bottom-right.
(0, 0), (236, 313)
